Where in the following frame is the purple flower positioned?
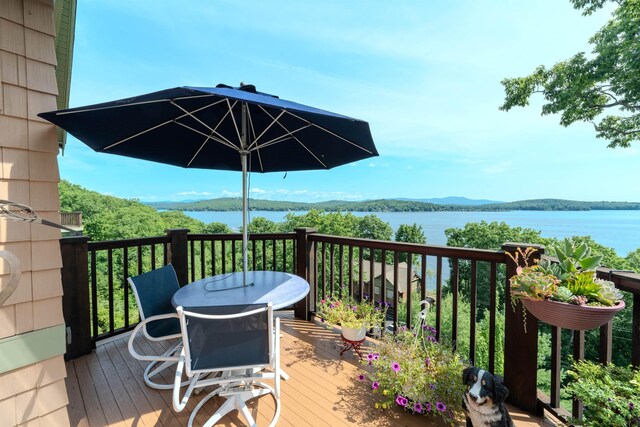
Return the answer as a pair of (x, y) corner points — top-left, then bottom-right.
(630, 402), (635, 410)
(395, 395), (408, 406)
(430, 383), (436, 390)
(357, 374), (365, 381)
(364, 293), (369, 300)
(413, 402), (423, 413)
(427, 335), (437, 343)
(436, 402), (446, 412)
(391, 362), (401, 372)
(351, 306), (357, 311)
(425, 357), (431, 368)
(320, 317), (325, 323)
(425, 402), (432, 412)
(371, 381), (379, 390)
(372, 353), (380, 360)
(366, 353), (375, 361)
(329, 303), (335, 309)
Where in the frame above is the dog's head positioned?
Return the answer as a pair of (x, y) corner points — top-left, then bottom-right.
(463, 366), (509, 408)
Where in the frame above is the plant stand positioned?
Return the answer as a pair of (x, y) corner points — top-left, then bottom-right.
(340, 335), (365, 359)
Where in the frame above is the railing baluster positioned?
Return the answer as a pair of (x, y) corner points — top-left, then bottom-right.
(469, 260), (477, 364)
(420, 254), (427, 302)
(211, 240), (216, 275)
(381, 250), (387, 304)
(329, 243), (335, 295)
(572, 330), (585, 419)
(90, 250), (98, 338)
(451, 258), (459, 351)
(200, 240), (205, 279)
(489, 262), (497, 374)
(150, 244), (156, 270)
(348, 245), (354, 297)
(406, 253), (413, 329)
(108, 249), (114, 335)
(393, 252), (399, 330)
(369, 249), (375, 302)
(262, 239), (267, 270)
(189, 240), (195, 282)
(137, 245), (143, 274)
(272, 239), (276, 271)
(252, 240), (257, 271)
(221, 240), (226, 273)
(232, 240), (237, 273)
(282, 239), (287, 272)
(320, 242), (326, 299)
(123, 247), (129, 328)
(550, 326), (561, 408)
(338, 244), (344, 291)
(358, 246), (364, 300)
(436, 255), (442, 342)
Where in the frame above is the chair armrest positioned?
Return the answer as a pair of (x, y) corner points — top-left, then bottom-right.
(127, 313), (181, 362)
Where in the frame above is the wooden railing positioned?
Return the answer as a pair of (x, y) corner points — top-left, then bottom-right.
(60, 229), (640, 421)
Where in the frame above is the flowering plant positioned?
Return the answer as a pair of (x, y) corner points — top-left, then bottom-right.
(316, 293), (388, 329)
(359, 302), (465, 425)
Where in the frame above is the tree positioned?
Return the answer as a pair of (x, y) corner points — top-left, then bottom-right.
(500, 0), (640, 148)
(395, 223), (427, 263)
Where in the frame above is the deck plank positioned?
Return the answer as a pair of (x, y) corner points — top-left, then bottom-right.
(65, 313), (551, 426)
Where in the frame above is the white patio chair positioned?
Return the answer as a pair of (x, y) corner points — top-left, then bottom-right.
(173, 303), (281, 427)
(127, 264), (185, 390)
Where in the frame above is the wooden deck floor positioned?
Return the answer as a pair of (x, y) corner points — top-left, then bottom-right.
(65, 313), (553, 427)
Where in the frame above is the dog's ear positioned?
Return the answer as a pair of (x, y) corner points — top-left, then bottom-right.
(463, 366), (473, 384)
(493, 376), (509, 403)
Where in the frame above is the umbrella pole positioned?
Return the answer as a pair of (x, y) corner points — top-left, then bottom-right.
(241, 150), (249, 286)
(241, 102), (250, 287)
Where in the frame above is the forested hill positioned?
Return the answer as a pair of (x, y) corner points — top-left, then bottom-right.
(147, 197), (640, 212)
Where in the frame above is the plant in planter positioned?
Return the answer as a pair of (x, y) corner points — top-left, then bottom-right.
(316, 292), (388, 341)
(359, 302), (466, 425)
(508, 239), (625, 331)
(564, 359), (640, 427)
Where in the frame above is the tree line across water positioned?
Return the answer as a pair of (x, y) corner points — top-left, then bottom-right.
(147, 197), (640, 212)
(62, 180), (640, 410)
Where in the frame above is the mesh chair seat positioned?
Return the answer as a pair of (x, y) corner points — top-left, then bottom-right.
(173, 303), (282, 427)
(127, 264), (185, 390)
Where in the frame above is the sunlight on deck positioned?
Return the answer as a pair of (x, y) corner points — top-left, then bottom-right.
(64, 313), (551, 426)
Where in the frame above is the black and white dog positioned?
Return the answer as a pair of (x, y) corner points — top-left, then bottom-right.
(462, 366), (514, 427)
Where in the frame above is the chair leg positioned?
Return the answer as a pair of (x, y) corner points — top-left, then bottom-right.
(144, 342), (186, 390)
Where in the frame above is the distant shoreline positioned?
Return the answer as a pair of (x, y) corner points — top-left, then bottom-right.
(148, 197), (640, 213)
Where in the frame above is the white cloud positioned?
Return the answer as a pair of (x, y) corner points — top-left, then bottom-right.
(175, 191), (214, 196)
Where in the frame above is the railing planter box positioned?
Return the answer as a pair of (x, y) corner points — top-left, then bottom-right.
(522, 298), (625, 331)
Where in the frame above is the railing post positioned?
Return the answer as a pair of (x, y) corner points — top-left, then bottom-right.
(502, 242), (544, 414)
(60, 235), (92, 359)
(295, 227), (317, 320)
(166, 228), (189, 286)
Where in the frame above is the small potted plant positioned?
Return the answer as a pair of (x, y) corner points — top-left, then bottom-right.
(316, 292), (388, 341)
(564, 359), (639, 426)
(508, 239), (625, 331)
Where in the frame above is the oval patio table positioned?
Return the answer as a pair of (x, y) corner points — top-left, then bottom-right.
(172, 270), (310, 311)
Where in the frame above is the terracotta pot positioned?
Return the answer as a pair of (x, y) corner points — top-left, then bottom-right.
(341, 325), (367, 341)
(522, 298), (625, 331)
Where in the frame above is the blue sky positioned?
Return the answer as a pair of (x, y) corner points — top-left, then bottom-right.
(59, 0), (639, 203)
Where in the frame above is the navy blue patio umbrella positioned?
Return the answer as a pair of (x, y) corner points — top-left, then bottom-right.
(39, 83), (378, 285)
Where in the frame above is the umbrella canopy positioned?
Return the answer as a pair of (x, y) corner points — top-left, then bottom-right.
(39, 83), (378, 285)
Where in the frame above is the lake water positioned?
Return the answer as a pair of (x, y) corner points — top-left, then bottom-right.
(183, 210), (640, 256)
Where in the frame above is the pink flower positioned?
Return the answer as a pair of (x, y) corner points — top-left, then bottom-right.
(391, 362), (400, 372)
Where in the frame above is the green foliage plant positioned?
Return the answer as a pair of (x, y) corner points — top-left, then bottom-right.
(564, 359), (640, 427)
(500, 0), (640, 148)
(360, 304), (466, 425)
(316, 292), (387, 329)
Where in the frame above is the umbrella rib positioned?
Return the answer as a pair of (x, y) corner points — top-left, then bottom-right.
(249, 110), (286, 147)
(226, 99), (244, 149)
(173, 121), (239, 151)
(284, 110), (375, 154)
(250, 125), (311, 150)
(52, 94), (216, 115)
(187, 135), (215, 167)
(171, 101), (234, 145)
(102, 99), (228, 151)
